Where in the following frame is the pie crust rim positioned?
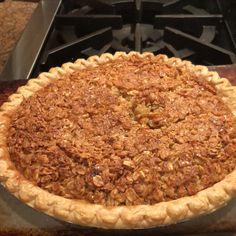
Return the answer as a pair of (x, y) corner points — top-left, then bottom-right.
(1, 51), (236, 229)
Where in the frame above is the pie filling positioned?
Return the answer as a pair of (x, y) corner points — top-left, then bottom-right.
(7, 56), (236, 206)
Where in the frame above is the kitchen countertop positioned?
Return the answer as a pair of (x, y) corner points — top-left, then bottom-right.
(0, 0), (37, 74)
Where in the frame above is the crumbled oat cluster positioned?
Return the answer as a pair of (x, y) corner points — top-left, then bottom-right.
(7, 55), (236, 206)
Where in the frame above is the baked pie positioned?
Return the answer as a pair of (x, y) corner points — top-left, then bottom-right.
(1, 52), (236, 229)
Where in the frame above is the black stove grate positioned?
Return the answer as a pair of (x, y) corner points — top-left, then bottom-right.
(1, 0), (236, 81)
(35, 0), (236, 76)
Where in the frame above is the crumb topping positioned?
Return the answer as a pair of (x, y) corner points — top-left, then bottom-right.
(7, 55), (236, 206)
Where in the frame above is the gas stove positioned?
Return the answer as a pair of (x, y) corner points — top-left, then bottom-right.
(1, 1), (236, 235)
(1, 0), (236, 81)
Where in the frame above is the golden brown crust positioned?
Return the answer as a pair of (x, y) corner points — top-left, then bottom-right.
(1, 52), (236, 228)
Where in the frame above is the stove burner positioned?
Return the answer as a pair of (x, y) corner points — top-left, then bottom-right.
(38, 0), (236, 73)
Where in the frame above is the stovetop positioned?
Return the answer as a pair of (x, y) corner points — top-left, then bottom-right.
(1, 1), (236, 235)
(1, 0), (236, 81)
(41, 0), (236, 70)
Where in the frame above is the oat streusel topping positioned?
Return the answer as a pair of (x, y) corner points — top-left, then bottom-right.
(7, 56), (236, 206)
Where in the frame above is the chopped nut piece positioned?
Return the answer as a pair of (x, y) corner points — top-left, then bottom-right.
(126, 174), (133, 184)
(38, 154), (49, 164)
(92, 175), (104, 187)
(123, 159), (135, 169)
(125, 188), (139, 202)
(76, 166), (86, 175)
(153, 189), (164, 202)
(162, 162), (174, 172)
(134, 104), (150, 116)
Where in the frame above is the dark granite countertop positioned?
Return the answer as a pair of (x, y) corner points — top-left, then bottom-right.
(0, 0), (37, 74)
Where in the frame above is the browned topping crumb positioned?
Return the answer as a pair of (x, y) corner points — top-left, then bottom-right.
(7, 55), (236, 206)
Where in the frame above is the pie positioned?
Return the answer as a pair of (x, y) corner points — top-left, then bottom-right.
(1, 52), (236, 229)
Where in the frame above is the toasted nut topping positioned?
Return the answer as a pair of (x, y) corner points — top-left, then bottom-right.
(7, 55), (236, 206)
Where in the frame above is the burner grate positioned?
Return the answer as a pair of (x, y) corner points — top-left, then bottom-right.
(164, 27), (236, 64)
(1, 0), (236, 81)
(40, 27), (113, 70)
(33, 0), (236, 76)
